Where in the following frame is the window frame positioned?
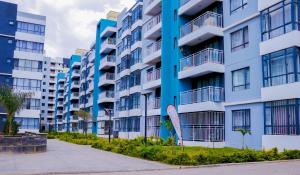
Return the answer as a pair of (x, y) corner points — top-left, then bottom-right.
(232, 109), (251, 132)
(231, 26), (249, 52)
(230, 0), (248, 14)
(232, 67), (250, 91)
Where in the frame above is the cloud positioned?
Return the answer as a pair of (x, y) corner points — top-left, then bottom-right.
(12, 0), (136, 58)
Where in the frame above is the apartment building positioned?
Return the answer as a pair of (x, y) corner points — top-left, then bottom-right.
(114, 0), (144, 139)
(54, 72), (66, 132)
(53, 0), (300, 150)
(41, 57), (67, 132)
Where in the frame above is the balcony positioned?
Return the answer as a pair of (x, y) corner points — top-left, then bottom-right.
(48, 92), (55, 97)
(143, 68), (161, 90)
(99, 55), (116, 70)
(100, 38), (116, 54)
(144, 14), (162, 40)
(57, 101), (64, 107)
(70, 103), (79, 111)
(144, 40), (161, 64)
(72, 62), (80, 68)
(70, 92), (79, 100)
(179, 0), (220, 16)
(147, 97), (161, 116)
(70, 116), (79, 123)
(100, 26), (117, 38)
(179, 48), (224, 79)
(98, 91), (115, 103)
(72, 70), (80, 78)
(87, 83), (94, 93)
(49, 77), (56, 83)
(57, 110), (63, 115)
(179, 11), (223, 47)
(99, 73), (115, 87)
(88, 67), (95, 77)
(71, 81), (80, 89)
(98, 110), (114, 121)
(48, 106), (55, 111)
(179, 86), (224, 113)
(144, 0), (162, 16)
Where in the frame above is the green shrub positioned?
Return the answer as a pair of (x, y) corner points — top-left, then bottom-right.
(167, 153), (197, 165)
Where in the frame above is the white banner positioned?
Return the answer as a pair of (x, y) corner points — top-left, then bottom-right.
(167, 105), (183, 146)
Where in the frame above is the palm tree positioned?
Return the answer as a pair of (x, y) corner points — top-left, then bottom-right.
(236, 128), (251, 149)
(0, 86), (31, 135)
(74, 110), (91, 136)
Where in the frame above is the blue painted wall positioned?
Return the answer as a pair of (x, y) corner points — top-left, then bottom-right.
(0, 1), (17, 131)
(223, 0), (263, 149)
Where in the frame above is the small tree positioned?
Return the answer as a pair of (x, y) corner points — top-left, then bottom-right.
(236, 128), (251, 149)
(74, 110), (91, 136)
(161, 118), (176, 153)
(0, 86), (31, 135)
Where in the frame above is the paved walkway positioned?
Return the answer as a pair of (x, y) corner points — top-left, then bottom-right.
(1, 139), (300, 175)
(0, 139), (171, 175)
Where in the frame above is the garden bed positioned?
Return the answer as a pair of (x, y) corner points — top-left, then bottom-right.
(48, 132), (300, 165)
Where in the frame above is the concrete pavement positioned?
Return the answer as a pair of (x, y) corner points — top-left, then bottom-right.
(1, 139), (300, 175)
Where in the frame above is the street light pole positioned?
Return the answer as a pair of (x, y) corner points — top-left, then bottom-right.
(104, 108), (112, 143)
(143, 94), (148, 145)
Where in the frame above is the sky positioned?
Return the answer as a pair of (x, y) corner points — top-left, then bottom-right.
(9, 0), (136, 58)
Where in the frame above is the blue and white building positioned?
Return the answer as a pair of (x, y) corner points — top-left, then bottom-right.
(54, 0), (300, 150)
(0, 1), (46, 133)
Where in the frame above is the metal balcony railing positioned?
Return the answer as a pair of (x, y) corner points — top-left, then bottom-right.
(146, 13), (161, 32)
(180, 86), (224, 105)
(180, 48), (224, 71)
(104, 37), (116, 45)
(181, 126), (225, 142)
(101, 73), (115, 81)
(180, 11), (223, 37)
(146, 68), (161, 82)
(146, 40), (161, 56)
(148, 97), (161, 109)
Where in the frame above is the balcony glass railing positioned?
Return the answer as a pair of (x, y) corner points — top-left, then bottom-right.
(148, 97), (161, 109)
(146, 13), (161, 32)
(101, 73), (115, 81)
(180, 11), (223, 37)
(100, 91), (115, 98)
(146, 68), (161, 82)
(104, 38), (116, 45)
(146, 40), (161, 56)
(180, 48), (224, 71)
(180, 86), (224, 105)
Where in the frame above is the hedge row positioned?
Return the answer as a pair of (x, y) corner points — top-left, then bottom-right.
(48, 132), (300, 165)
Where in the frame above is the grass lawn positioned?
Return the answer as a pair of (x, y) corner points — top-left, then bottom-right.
(48, 132), (300, 165)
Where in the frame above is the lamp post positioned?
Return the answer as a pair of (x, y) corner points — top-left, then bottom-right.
(142, 93), (150, 145)
(104, 108), (112, 143)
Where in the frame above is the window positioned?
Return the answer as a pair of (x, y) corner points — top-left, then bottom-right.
(23, 99), (40, 110)
(180, 112), (225, 142)
(230, 0), (248, 14)
(232, 109), (251, 131)
(17, 21), (45, 35)
(128, 92), (140, 109)
(265, 99), (300, 135)
(130, 48), (141, 66)
(13, 78), (41, 91)
(232, 67), (250, 91)
(14, 59), (42, 72)
(15, 118), (39, 130)
(131, 27), (142, 45)
(131, 5), (142, 24)
(261, 0), (299, 41)
(129, 70), (141, 87)
(231, 26), (249, 52)
(263, 47), (300, 87)
(118, 116), (140, 132)
(16, 40), (44, 53)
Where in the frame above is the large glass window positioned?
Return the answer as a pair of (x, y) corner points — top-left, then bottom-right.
(232, 109), (251, 131)
(230, 0), (248, 14)
(129, 70), (141, 87)
(265, 99), (300, 135)
(131, 27), (142, 45)
(231, 26), (249, 52)
(263, 47), (300, 87)
(232, 67), (250, 91)
(17, 21), (45, 35)
(14, 59), (42, 72)
(23, 99), (41, 110)
(13, 78), (41, 91)
(131, 48), (141, 66)
(15, 118), (39, 130)
(128, 92), (140, 110)
(261, 0), (299, 41)
(180, 112), (225, 142)
(118, 116), (140, 132)
(131, 5), (142, 24)
(16, 40), (44, 53)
